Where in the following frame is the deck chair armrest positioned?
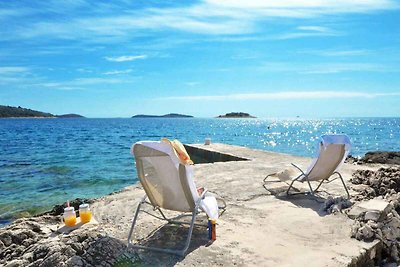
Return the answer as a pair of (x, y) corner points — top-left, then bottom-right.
(291, 163), (306, 175)
(199, 188), (209, 199)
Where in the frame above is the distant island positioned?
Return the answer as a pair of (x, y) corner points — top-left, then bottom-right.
(0, 105), (84, 118)
(217, 112), (256, 118)
(56, 114), (85, 118)
(132, 113), (193, 118)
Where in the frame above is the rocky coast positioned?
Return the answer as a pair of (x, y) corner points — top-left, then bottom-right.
(1, 145), (400, 266)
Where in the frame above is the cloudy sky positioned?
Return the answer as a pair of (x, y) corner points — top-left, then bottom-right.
(1, 0), (399, 118)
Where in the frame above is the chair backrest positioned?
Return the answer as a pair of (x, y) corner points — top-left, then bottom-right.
(132, 141), (199, 212)
(305, 135), (351, 181)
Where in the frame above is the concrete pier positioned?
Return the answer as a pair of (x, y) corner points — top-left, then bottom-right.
(91, 143), (382, 266)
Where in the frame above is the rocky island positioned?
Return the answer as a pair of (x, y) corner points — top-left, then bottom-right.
(56, 114), (85, 119)
(217, 112), (256, 118)
(0, 105), (85, 118)
(132, 113), (193, 118)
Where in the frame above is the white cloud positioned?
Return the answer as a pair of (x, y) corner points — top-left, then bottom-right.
(103, 69), (133, 75)
(297, 26), (329, 32)
(275, 31), (339, 40)
(0, 66), (29, 74)
(205, 0), (397, 13)
(274, 25), (341, 39)
(259, 62), (392, 74)
(104, 55), (147, 62)
(0, 67), (32, 85)
(35, 76), (135, 90)
(185, 81), (200, 87)
(76, 68), (93, 73)
(0, 8), (32, 20)
(2, 0), (398, 42)
(300, 63), (387, 74)
(70, 77), (129, 85)
(160, 91), (400, 101)
(300, 49), (370, 57)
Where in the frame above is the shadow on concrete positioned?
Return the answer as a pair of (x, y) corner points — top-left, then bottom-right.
(132, 223), (210, 266)
(275, 194), (328, 216)
(263, 179), (328, 216)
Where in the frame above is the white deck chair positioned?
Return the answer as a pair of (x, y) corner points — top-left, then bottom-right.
(263, 135), (351, 198)
(127, 141), (220, 256)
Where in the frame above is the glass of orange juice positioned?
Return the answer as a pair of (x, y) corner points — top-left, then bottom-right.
(63, 207), (77, 227)
(79, 204), (92, 223)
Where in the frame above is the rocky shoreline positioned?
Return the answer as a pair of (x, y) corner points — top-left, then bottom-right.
(0, 215), (138, 267)
(346, 151), (400, 165)
(349, 167), (400, 263)
(1, 150), (400, 266)
(0, 196), (138, 267)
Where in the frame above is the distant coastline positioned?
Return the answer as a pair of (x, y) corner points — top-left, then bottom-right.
(132, 113), (193, 118)
(217, 112), (256, 118)
(0, 105), (84, 118)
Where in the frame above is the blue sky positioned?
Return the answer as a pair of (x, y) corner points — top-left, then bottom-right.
(0, 0), (399, 118)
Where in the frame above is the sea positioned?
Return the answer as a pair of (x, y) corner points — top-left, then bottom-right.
(0, 117), (399, 225)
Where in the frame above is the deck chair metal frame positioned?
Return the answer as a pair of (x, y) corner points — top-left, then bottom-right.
(127, 192), (207, 256)
(264, 135), (351, 199)
(127, 142), (215, 256)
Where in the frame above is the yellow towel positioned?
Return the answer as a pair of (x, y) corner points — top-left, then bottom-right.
(161, 138), (194, 165)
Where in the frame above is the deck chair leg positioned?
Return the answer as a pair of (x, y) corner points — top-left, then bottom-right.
(313, 172), (350, 199)
(314, 179), (325, 193)
(334, 171), (350, 199)
(263, 173), (277, 183)
(306, 179), (315, 195)
(286, 175), (303, 195)
(180, 205), (199, 256)
(127, 195), (147, 247)
(127, 200), (200, 256)
(157, 208), (169, 221)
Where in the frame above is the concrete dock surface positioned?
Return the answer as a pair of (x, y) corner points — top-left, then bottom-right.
(91, 143), (383, 266)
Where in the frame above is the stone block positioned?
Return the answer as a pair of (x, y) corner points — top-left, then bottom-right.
(364, 211), (381, 222)
(348, 198), (392, 220)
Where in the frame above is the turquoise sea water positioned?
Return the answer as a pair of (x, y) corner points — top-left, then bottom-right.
(0, 117), (399, 224)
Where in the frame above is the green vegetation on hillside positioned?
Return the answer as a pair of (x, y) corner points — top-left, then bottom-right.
(132, 113), (193, 118)
(0, 105), (54, 118)
(56, 114), (85, 118)
(217, 112), (256, 118)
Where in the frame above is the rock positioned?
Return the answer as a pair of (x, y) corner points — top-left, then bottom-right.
(350, 167), (400, 200)
(365, 211), (382, 221)
(44, 198), (92, 216)
(348, 207), (365, 220)
(357, 225), (374, 240)
(22, 252), (34, 262)
(67, 256), (84, 267)
(33, 244), (50, 260)
(71, 242), (84, 255)
(0, 233), (12, 246)
(345, 155), (361, 164)
(40, 251), (65, 266)
(320, 196), (353, 214)
(348, 197), (392, 219)
(25, 221), (42, 233)
(361, 151), (400, 165)
(5, 259), (29, 267)
(390, 245), (400, 262)
(350, 196), (400, 263)
(360, 199), (392, 216)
